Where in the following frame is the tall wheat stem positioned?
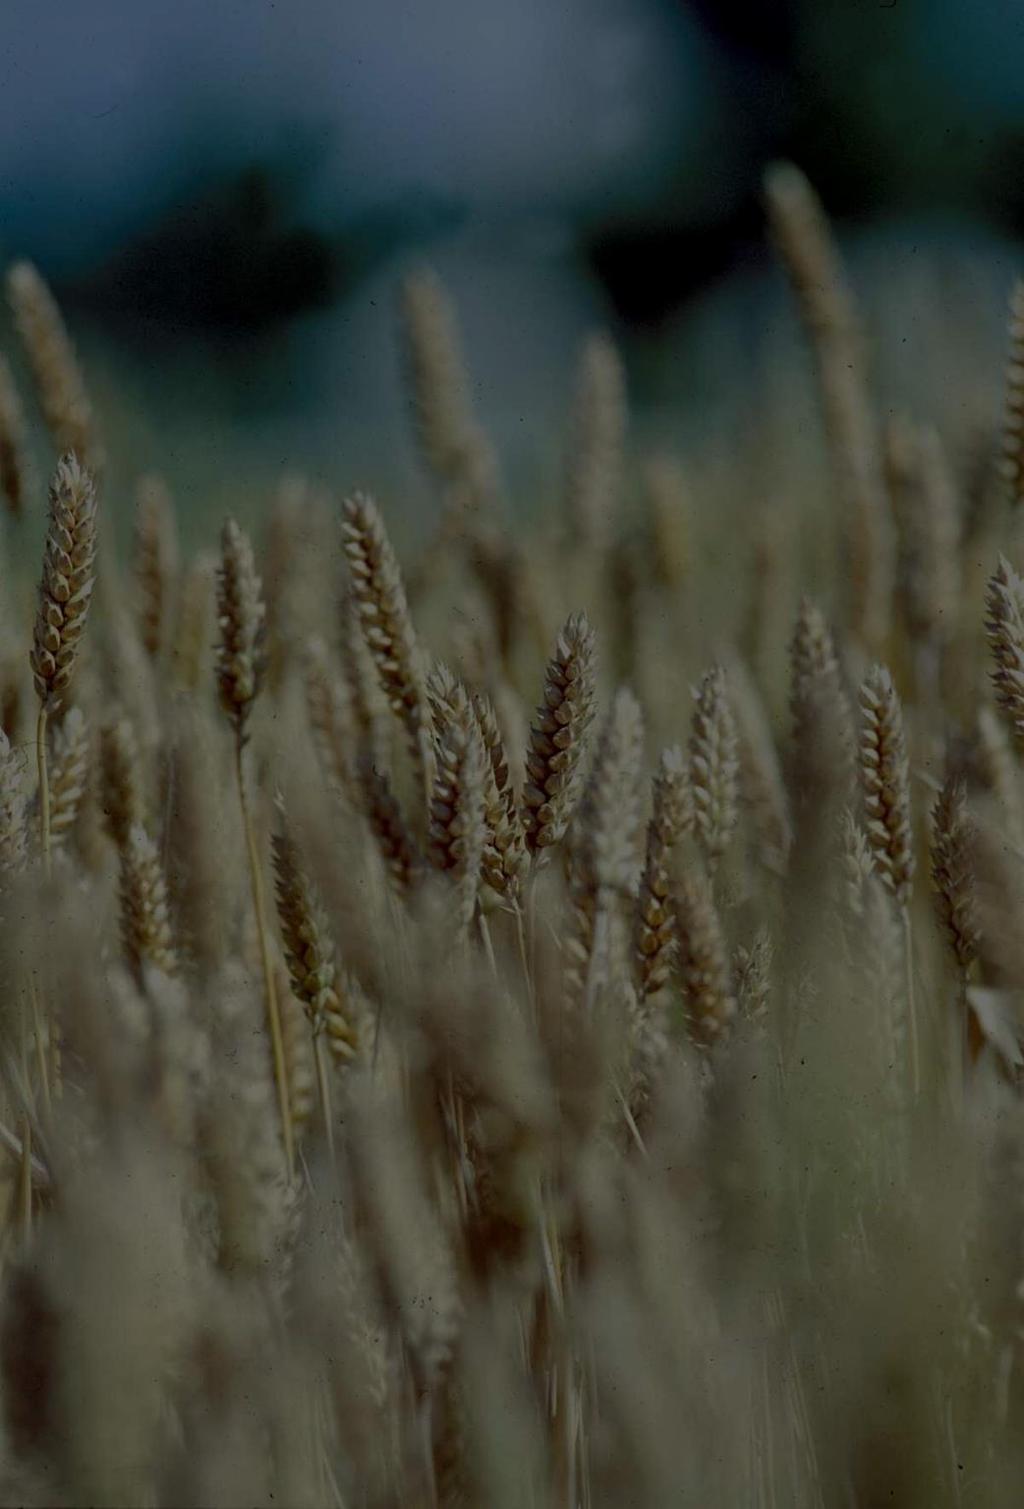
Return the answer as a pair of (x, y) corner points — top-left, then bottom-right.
(312, 1030), (335, 1163)
(901, 908), (919, 1099)
(235, 738), (294, 1176)
(36, 706), (50, 874)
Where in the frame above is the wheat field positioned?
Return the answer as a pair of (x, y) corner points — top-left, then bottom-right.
(0, 165), (1021, 1507)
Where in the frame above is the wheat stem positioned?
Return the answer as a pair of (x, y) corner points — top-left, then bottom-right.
(36, 705), (50, 874)
(235, 738), (294, 1176)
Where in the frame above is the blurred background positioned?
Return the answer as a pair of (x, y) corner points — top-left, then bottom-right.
(2, 0), (1023, 539)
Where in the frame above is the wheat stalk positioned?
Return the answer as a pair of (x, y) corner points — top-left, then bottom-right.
(216, 516), (293, 1173)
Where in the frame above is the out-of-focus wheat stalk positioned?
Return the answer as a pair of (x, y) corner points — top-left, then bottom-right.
(764, 163), (893, 654)
(216, 517), (293, 1174)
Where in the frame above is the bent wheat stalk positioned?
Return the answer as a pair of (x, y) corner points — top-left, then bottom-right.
(216, 517), (294, 1174)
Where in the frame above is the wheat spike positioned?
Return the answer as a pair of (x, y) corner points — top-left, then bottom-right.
(472, 691), (526, 907)
(31, 454), (99, 712)
(47, 705), (90, 854)
(358, 757), (421, 896)
(304, 636), (356, 801)
(985, 555), (1024, 749)
(675, 867), (737, 1043)
(99, 712), (144, 853)
(688, 666), (739, 873)
(733, 929), (773, 1022)
(0, 731), (27, 876)
(7, 261), (102, 474)
(575, 687), (645, 900)
(401, 267), (475, 485)
(215, 519), (267, 742)
(635, 746), (691, 1001)
(342, 491), (433, 800)
(565, 333), (626, 553)
(522, 612), (597, 853)
(0, 355), (33, 519)
(764, 163), (893, 652)
(428, 700), (487, 937)
(271, 802), (359, 1069)
(1000, 279), (1024, 508)
(172, 549), (216, 693)
(858, 664), (914, 907)
(132, 475), (178, 662)
(930, 775), (979, 973)
(120, 823), (178, 981)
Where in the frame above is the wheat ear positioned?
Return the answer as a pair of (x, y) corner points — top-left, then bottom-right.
(635, 746), (691, 1001)
(47, 706), (90, 855)
(132, 475), (178, 662)
(930, 779), (977, 975)
(99, 711), (144, 853)
(572, 686), (645, 1015)
(764, 164), (893, 652)
(674, 867), (737, 1044)
(565, 333), (626, 555)
(342, 491), (433, 807)
(0, 355), (33, 520)
(428, 697), (488, 940)
(272, 800), (360, 1155)
(858, 663), (918, 1092)
(1000, 279), (1024, 509)
(472, 691), (526, 909)
(985, 555), (1024, 748)
(688, 666), (739, 875)
(120, 824), (178, 982)
(31, 453), (98, 871)
(7, 261), (102, 475)
(522, 612), (597, 854)
(216, 517), (293, 1174)
(0, 730), (27, 877)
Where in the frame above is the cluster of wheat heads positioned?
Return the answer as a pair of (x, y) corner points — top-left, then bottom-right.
(0, 168), (1023, 1507)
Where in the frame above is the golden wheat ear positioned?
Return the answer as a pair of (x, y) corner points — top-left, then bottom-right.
(688, 665), (739, 876)
(342, 490), (433, 804)
(119, 823), (178, 984)
(7, 260), (103, 475)
(521, 611), (598, 855)
(764, 163), (893, 654)
(132, 474), (179, 663)
(564, 332), (627, 556)
(215, 518), (267, 745)
(31, 453), (99, 870)
(635, 745), (690, 1002)
(1000, 279), (1024, 510)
